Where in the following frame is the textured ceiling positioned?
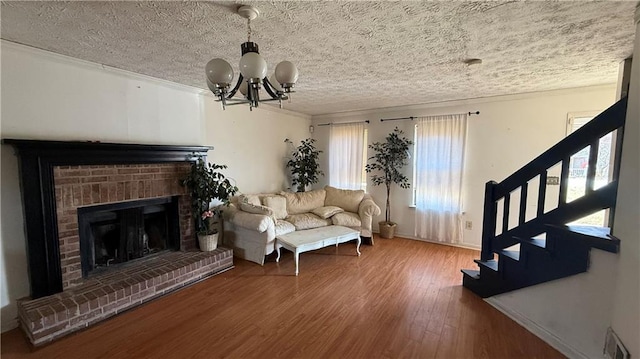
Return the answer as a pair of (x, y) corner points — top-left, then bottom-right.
(1, 1), (637, 116)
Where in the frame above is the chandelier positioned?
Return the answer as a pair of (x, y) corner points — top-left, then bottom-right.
(205, 5), (299, 111)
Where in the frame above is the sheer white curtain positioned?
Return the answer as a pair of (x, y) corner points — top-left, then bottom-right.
(414, 114), (467, 243)
(329, 122), (366, 190)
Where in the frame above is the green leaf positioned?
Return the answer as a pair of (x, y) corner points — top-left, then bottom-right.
(365, 127), (413, 222)
(285, 138), (324, 192)
(181, 153), (239, 233)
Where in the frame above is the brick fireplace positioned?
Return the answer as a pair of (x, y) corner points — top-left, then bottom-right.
(54, 162), (195, 289)
(5, 140), (234, 345)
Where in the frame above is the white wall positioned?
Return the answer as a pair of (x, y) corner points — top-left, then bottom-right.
(0, 41), (310, 332)
(1, 44), (203, 145)
(610, 6), (640, 357)
(312, 85), (617, 249)
(202, 102), (311, 194)
(487, 250), (620, 359)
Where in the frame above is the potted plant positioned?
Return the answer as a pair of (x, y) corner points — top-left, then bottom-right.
(284, 138), (324, 192)
(365, 127), (413, 239)
(182, 154), (238, 251)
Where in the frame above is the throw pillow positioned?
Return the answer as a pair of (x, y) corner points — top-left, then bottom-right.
(238, 194), (261, 206)
(239, 201), (274, 216)
(324, 186), (365, 213)
(312, 206), (345, 219)
(331, 212), (362, 227)
(279, 189), (326, 214)
(262, 195), (288, 220)
(285, 213), (332, 230)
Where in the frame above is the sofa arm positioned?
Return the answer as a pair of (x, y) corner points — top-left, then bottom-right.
(359, 196), (381, 216)
(227, 205), (274, 233)
(358, 195), (381, 235)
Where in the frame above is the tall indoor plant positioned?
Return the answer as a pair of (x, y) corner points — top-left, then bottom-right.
(182, 154), (238, 251)
(284, 138), (324, 192)
(365, 127), (413, 239)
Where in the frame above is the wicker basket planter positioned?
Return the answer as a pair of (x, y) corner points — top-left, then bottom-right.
(378, 221), (397, 239)
(198, 233), (219, 251)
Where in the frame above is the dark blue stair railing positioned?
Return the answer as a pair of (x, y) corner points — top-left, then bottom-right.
(480, 97), (627, 262)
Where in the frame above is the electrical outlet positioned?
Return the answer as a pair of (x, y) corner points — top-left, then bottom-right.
(465, 221), (472, 230)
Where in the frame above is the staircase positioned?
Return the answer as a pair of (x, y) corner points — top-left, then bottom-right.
(462, 97), (627, 298)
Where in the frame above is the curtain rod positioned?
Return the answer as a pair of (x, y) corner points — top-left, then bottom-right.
(317, 120), (370, 127)
(380, 111), (480, 122)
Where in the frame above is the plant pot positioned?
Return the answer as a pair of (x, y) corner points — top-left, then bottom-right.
(198, 233), (218, 251)
(378, 221), (397, 239)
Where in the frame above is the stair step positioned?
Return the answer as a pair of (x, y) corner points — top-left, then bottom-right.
(565, 225), (610, 238)
(461, 269), (511, 298)
(461, 269), (480, 280)
(497, 249), (520, 261)
(546, 224), (620, 253)
(515, 236), (546, 249)
(474, 259), (498, 271)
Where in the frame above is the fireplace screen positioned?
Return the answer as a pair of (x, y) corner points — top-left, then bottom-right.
(78, 197), (180, 276)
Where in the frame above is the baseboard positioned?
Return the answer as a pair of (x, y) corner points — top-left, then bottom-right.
(372, 230), (481, 251)
(1, 318), (19, 333)
(485, 297), (590, 359)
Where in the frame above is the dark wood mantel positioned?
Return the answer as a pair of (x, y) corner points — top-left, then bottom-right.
(3, 139), (210, 298)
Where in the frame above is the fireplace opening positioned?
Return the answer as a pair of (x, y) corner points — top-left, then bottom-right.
(78, 196), (181, 277)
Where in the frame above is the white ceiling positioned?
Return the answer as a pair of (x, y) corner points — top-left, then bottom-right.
(1, 1), (637, 116)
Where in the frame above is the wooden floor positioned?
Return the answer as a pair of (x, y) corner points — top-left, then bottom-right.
(1, 237), (564, 359)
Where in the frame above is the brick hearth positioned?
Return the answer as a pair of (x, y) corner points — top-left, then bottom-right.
(18, 249), (233, 345)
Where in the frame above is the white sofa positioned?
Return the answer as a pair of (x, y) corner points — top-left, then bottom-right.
(223, 186), (381, 265)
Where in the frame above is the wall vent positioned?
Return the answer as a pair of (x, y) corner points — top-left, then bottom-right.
(604, 327), (629, 359)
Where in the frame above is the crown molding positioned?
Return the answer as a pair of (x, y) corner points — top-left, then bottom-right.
(2, 40), (311, 121)
(2, 40), (206, 94)
(311, 84), (617, 121)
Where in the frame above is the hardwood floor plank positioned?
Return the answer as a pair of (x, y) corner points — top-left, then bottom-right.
(1, 237), (565, 359)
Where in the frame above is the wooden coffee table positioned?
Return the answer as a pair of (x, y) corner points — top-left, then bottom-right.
(276, 226), (361, 275)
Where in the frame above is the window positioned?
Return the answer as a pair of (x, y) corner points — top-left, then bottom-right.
(566, 113), (613, 226)
(329, 123), (368, 190)
(413, 114), (468, 243)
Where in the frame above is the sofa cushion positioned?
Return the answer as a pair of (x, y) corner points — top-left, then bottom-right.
(279, 189), (326, 215)
(238, 194), (261, 206)
(230, 210), (273, 233)
(324, 186), (365, 213)
(275, 220), (296, 236)
(239, 201), (274, 216)
(312, 206), (344, 219)
(262, 195), (287, 220)
(285, 213), (332, 230)
(332, 212), (362, 227)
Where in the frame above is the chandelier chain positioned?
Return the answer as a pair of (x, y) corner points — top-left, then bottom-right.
(247, 18), (252, 42)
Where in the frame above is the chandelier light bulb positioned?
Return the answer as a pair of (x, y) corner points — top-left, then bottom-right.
(205, 58), (234, 86)
(238, 80), (248, 97)
(269, 74), (283, 92)
(275, 61), (298, 85)
(239, 52), (267, 80)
